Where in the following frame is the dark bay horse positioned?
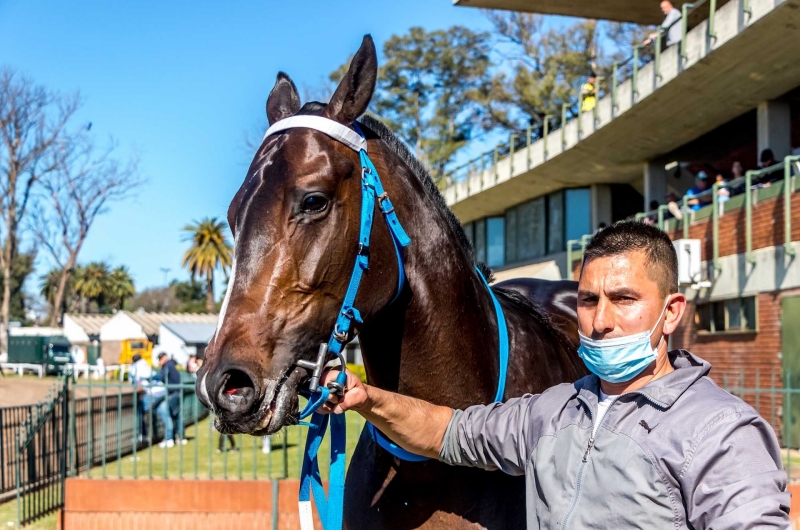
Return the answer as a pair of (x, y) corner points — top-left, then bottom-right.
(196, 35), (586, 529)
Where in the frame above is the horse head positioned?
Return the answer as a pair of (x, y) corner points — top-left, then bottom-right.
(197, 36), (407, 435)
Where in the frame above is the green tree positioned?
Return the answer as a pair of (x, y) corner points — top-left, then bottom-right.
(74, 261), (111, 312)
(476, 12), (654, 135)
(181, 217), (233, 313)
(330, 26), (492, 184)
(106, 266), (135, 310)
(0, 251), (35, 322)
(40, 265), (78, 318)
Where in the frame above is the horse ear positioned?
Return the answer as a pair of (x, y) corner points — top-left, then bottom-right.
(266, 72), (301, 126)
(327, 35), (377, 124)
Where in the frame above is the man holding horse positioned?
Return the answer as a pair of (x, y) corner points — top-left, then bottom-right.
(321, 221), (790, 528)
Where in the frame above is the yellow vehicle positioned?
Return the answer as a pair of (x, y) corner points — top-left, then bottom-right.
(119, 338), (153, 366)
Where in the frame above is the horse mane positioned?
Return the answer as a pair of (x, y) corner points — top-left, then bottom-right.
(355, 115), (575, 352)
(492, 286), (578, 356)
(357, 114), (493, 280)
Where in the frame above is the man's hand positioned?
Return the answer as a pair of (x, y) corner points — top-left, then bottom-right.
(316, 367), (368, 414)
(312, 366), (454, 459)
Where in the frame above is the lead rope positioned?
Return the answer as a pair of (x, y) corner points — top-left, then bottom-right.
(262, 116), (508, 530)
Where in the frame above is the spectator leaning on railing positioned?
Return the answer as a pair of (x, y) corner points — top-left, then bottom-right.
(644, 1), (683, 47)
(581, 73), (597, 113)
(685, 171), (712, 210)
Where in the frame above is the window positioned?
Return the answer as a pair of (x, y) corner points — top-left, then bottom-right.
(696, 297), (758, 333)
(547, 191), (565, 254)
(486, 217), (505, 267)
(463, 222), (474, 248)
(505, 209), (517, 264)
(474, 219), (486, 264)
(517, 198), (546, 260)
(565, 188), (591, 243)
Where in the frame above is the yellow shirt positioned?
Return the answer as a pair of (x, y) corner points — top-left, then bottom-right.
(581, 83), (596, 112)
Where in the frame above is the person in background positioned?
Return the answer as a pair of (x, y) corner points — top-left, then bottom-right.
(644, 1), (683, 47)
(187, 354), (198, 377)
(685, 171), (712, 210)
(665, 192), (683, 220)
(130, 353), (164, 441)
(216, 430), (238, 453)
(758, 149), (781, 185)
(644, 200), (660, 225)
(581, 73), (597, 113)
(715, 172), (731, 206)
(155, 352), (186, 448)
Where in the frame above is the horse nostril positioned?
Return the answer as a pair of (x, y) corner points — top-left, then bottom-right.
(215, 368), (257, 414)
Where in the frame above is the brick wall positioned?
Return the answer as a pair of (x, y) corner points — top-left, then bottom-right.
(60, 478), (323, 530)
(665, 185), (800, 261)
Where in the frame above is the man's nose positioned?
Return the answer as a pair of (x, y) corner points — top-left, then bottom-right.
(208, 363), (260, 415)
(591, 299), (614, 337)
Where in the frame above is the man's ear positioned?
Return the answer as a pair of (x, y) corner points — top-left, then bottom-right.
(266, 72), (301, 125)
(326, 35), (377, 124)
(663, 293), (687, 336)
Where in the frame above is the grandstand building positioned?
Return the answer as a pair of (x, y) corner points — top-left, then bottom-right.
(450, 0), (800, 440)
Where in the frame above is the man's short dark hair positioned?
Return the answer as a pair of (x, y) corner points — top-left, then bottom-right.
(760, 148), (775, 163)
(582, 220), (678, 296)
(158, 352), (167, 360)
(131, 354), (142, 363)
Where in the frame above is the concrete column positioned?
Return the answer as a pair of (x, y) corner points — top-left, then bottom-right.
(643, 161), (667, 211)
(590, 184), (612, 230)
(757, 99), (791, 160)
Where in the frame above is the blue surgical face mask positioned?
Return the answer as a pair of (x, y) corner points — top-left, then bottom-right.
(577, 299), (670, 384)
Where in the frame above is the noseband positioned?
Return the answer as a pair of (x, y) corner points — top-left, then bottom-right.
(262, 115), (509, 530)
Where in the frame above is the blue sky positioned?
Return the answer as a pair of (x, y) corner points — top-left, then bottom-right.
(0, 0), (495, 301)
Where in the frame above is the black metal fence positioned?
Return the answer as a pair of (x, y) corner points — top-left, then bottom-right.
(0, 404), (39, 495)
(14, 375), (69, 526)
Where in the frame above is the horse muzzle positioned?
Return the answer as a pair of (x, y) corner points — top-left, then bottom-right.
(198, 359), (305, 435)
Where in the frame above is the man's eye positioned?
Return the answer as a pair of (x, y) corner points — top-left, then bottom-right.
(301, 194), (328, 213)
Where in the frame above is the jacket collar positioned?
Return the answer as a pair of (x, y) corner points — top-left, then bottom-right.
(576, 350), (711, 410)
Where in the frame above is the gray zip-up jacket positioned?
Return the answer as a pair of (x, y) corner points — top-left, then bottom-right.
(439, 351), (791, 529)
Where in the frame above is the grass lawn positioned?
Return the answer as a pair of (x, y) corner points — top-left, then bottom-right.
(90, 410), (367, 481)
(1, 410), (367, 529)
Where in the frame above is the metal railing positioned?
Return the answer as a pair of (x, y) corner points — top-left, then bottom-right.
(445, 0), (732, 189)
(14, 374), (69, 526)
(722, 369), (800, 481)
(567, 155), (800, 275)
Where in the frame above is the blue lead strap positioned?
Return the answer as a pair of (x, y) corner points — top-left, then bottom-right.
(296, 123), (410, 530)
(298, 371), (347, 530)
(268, 117), (508, 530)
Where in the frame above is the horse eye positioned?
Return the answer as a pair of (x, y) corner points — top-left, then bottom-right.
(301, 194), (328, 213)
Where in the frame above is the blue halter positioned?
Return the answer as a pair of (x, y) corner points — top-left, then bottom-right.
(263, 116), (509, 530)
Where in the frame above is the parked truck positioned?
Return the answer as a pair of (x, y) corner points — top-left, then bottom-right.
(7, 327), (73, 375)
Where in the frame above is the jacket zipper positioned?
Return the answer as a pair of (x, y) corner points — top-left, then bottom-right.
(560, 395), (617, 529)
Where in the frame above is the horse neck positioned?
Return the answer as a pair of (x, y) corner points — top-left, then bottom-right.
(356, 143), (506, 408)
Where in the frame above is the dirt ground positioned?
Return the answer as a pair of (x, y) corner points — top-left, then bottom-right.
(0, 374), (132, 407)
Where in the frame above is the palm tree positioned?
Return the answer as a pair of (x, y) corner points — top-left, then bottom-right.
(74, 261), (111, 311)
(182, 217), (233, 313)
(107, 266), (135, 310)
(40, 266), (81, 318)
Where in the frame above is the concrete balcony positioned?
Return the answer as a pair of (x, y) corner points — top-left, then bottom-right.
(445, 0), (800, 224)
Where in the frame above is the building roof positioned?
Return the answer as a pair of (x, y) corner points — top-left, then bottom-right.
(124, 311), (218, 336)
(63, 314), (114, 336)
(162, 322), (217, 345)
(453, 0), (726, 26)
(8, 326), (64, 337)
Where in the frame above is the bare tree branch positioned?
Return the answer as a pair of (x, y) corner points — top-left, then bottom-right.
(31, 132), (143, 325)
(0, 66), (80, 350)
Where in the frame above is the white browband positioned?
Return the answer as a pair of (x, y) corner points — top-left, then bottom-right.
(263, 115), (367, 153)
